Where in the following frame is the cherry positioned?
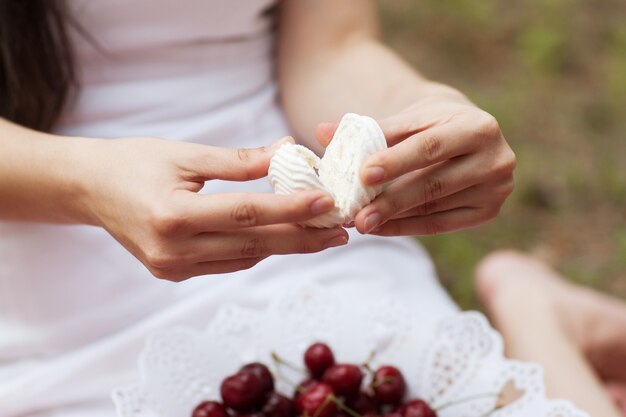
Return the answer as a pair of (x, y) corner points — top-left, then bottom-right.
(372, 366), (406, 405)
(241, 362), (274, 394)
(322, 364), (363, 399)
(346, 391), (376, 414)
(220, 371), (266, 411)
(192, 401), (228, 417)
(296, 382), (336, 417)
(262, 392), (296, 417)
(294, 378), (317, 400)
(403, 400), (436, 417)
(382, 411), (403, 417)
(334, 412), (379, 417)
(304, 343), (335, 378)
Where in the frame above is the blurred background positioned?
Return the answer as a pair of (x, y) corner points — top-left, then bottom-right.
(379, 0), (626, 309)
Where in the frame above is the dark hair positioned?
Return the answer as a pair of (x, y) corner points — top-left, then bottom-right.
(0, 0), (75, 132)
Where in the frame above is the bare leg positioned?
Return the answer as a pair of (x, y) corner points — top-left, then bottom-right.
(475, 250), (626, 417)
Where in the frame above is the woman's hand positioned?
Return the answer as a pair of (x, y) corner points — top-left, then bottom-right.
(317, 96), (516, 236)
(79, 137), (348, 280)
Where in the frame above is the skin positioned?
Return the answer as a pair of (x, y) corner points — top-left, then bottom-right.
(0, 121), (347, 281)
(0, 0), (515, 280)
(476, 251), (626, 417)
(278, 0), (516, 236)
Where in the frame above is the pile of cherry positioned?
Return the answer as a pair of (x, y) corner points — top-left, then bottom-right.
(193, 342), (437, 417)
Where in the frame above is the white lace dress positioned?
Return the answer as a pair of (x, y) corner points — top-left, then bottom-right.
(0, 1), (457, 416)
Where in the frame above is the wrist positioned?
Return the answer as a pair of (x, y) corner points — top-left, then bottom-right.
(0, 118), (109, 225)
(46, 135), (106, 226)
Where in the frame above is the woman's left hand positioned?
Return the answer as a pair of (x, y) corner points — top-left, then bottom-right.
(318, 96), (516, 236)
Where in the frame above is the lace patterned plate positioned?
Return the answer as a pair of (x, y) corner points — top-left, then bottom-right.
(112, 286), (589, 417)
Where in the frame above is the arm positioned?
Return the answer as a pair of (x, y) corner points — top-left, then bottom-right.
(0, 118), (95, 224)
(277, 0), (468, 149)
(0, 119), (347, 279)
(277, 0), (515, 235)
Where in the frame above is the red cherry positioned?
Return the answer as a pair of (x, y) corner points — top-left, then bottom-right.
(240, 362), (274, 394)
(383, 412), (403, 417)
(296, 382), (336, 417)
(262, 392), (295, 417)
(304, 343), (335, 378)
(373, 366), (406, 405)
(294, 378), (317, 400)
(335, 412), (379, 417)
(192, 401), (228, 417)
(403, 400), (437, 417)
(220, 372), (266, 411)
(322, 364), (363, 399)
(346, 391), (376, 414)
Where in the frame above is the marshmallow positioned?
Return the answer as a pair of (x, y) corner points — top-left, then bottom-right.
(268, 113), (387, 228)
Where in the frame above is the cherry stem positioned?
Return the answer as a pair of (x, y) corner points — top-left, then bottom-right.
(312, 396), (334, 417)
(434, 392), (499, 412)
(329, 395), (362, 417)
(270, 352), (302, 391)
(271, 351), (306, 374)
(371, 376), (395, 389)
(361, 350), (377, 374)
(477, 402), (508, 417)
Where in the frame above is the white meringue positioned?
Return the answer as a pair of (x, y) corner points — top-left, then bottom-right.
(268, 143), (345, 228)
(268, 113), (387, 228)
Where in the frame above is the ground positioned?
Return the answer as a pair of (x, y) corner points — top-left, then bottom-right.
(379, 0), (626, 309)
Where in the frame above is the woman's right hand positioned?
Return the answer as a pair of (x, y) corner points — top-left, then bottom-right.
(78, 136), (348, 281)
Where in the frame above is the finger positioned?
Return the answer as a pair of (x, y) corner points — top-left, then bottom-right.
(316, 122), (339, 147)
(376, 98), (479, 146)
(360, 123), (481, 186)
(317, 113), (434, 149)
(369, 207), (494, 237)
(182, 136), (294, 181)
(150, 256), (268, 281)
(391, 179), (514, 220)
(377, 112), (441, 146)
(317, 111), (449, 149)
(171, 224), (349, 264)
(355, 156), (483, 234)
(177, 190), (336, 232)
(198, 224), (349, 261)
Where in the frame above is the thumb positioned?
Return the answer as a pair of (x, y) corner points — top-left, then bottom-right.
(316, 122), (338, 148)
(184, 136), (294, 181)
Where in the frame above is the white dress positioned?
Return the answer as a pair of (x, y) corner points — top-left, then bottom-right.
(0, 1), (458, 416)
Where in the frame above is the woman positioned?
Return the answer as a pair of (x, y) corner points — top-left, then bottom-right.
(0, 1), (515, 416)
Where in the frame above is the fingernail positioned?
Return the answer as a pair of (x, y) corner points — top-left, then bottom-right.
(363, 212), (382, 234)
(310, 196), (335, 214)
(363, 166), (385, 184)
(325, 234), (348, 248)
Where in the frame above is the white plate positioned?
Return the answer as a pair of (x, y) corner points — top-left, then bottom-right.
(112, 285), (588, 417)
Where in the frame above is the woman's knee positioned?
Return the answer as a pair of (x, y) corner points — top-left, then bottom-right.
(474, 249), (528, 306)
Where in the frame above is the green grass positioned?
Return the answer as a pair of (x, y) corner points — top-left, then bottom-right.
(379, 0), (626, 309)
